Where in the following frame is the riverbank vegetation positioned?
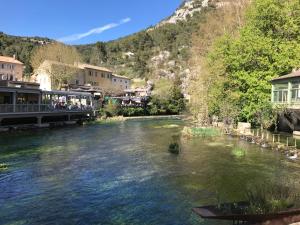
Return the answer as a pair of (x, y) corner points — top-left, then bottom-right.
(182, 126), (220, 137)
(245, 181), (300, 214)
(100, 76), (185, 118)
(189, 0), (300, 129)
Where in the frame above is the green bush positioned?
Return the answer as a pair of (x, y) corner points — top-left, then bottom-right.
(121, 107), (146, 117)
(103, 100), (120, 117)
(148, 105), (158, 115)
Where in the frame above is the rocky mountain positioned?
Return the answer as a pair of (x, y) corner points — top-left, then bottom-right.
(76, 0), (217, 94)
(157, 0), (209, 27)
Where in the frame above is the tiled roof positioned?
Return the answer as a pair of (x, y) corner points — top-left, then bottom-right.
(0, 56), (24, 65)
(272, 70), (300, 82)
(78, 63), (112, 72)
(112, 74), (131, 79)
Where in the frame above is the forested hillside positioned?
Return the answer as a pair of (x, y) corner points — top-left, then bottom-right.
(0, 32), (52, 76)
(76, 0), (214, 81)
(0, 0), (214, 82)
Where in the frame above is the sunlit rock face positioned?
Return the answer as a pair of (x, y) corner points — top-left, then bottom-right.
(157, 0), (209, 27)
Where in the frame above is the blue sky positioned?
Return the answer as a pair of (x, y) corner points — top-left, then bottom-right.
(1, 0), (182, 45)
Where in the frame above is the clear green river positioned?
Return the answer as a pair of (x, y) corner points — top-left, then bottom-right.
(0, 119), (300, 225)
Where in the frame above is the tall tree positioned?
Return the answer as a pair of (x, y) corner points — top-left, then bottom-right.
(31, 42), (82, 90)
(191, 0), (300, 124)
(188, 0), (249, 124)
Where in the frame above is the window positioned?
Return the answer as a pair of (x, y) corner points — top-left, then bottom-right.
(107, 74), (110, 79)
(101, 73), (105, 78)
(125, 81), (127, 83)
(273, 84), (288, 103)
(95, 72), (97, 77)
(120, 80), (122, 82)
(75, 80), (79, 85)
(1, 64), (4, 69)
(291, 82), (300, 102)
(89, 71), (92, 76)
(114, 79), (117, 82)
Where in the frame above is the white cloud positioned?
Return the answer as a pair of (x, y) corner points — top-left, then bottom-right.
(57, 17), (131, 43)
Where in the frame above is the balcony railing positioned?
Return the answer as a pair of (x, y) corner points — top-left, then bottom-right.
(0, 104), (94, 114)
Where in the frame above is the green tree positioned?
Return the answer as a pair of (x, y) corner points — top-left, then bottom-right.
(203, 0), (300, 123)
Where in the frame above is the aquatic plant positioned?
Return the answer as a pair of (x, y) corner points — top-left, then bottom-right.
(182, 126), (220, 137)
(0, 163), (8, 171)
(245, 181), (300, 214)
(153, 124), (180, 129)
(231, 147), (246, 158)
(168, 135), (181, 154)
(168, 142), (180, 154)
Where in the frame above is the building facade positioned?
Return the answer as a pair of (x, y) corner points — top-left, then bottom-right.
(0, 56), (24, 82)
(33, 61), (130, 94)
(77, 63), (113, 88)
(271, 70), (300, 108)
(271, 69), (300, 132)
(112, 74), (131, 90)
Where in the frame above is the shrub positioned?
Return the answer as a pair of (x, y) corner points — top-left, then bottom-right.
(148, 105), (158, 115)
(104, 100), (120, 117)
(122, 107), (146, 117)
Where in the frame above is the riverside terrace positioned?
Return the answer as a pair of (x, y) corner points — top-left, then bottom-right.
(0, 81), (95, 128)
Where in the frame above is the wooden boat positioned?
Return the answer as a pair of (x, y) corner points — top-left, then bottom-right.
(192, 202), (300, 223)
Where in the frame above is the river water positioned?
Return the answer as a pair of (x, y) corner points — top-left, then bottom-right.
(0, 119), (300, 225)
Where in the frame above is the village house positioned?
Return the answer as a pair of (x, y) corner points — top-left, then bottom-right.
(32, 60), (83, 91)
(77, 63), (113, 88)
(271, 69), (300, 108)
(112, 74), (131, 90)
(0, 55), (24, 82)
(33, 61), (131, 94)
(271, 69), (300, 132)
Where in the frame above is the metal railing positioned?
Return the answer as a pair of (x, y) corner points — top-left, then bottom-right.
(0, 104), (94, 114)
(0, 104), (13, 113)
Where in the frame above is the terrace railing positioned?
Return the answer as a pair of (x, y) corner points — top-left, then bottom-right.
(0, 104), (94, 114)
(0, 104), (14, 113)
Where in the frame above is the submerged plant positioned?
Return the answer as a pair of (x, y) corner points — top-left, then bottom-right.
(231, 147), (246, 158)
(168, 135), (181, 154)
(0, 163), (8, 172)
(182, 126), (220, 137)
(168, 142), (180, 154)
